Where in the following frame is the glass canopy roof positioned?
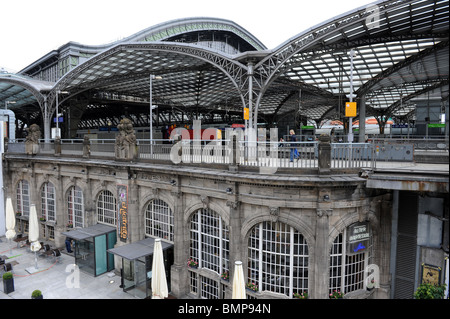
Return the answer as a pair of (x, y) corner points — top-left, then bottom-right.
(0, 1), (448, 134)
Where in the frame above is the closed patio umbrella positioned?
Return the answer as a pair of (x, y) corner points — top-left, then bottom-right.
(232, 261), (246, 299)
(5, 197), (16, 240)
(28, 204), (41, 269)
(151, 238), (168, 299)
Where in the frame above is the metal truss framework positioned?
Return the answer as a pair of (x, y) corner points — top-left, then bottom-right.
(1, 1), (448, 139)
(250, 0), (449, 127)
(43, 42), (251, 140)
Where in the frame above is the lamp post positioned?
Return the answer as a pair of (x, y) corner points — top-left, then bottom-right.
(55, 91), (69, 138)
(348, 49), (356, 143)
(4, 100), (16, 109)
(150, 75), (162, 155)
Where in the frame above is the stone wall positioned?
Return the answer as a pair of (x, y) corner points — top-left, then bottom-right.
(3, 154), (392, 299)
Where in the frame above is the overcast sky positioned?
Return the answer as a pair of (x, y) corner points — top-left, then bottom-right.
(1, 0), (374, 73)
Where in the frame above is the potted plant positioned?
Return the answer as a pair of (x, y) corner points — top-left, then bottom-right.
(414, 283), (447, 299)
(39, 217), (46, 222)
(246, 282), (258, 292)
(31, 289), (43, 299)
(366, 278), (376, 291)
(293, 291), (308, 299)
(221, 271), (229, 281)
(66, 222), (73, 229)
(329, 290), (344, 299)
(187, 258), (198, 269)
(2, 272), (14, 294)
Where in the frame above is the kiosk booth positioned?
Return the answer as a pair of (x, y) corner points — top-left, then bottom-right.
(108, 237), (173, 299)
(63, 224), (117, 276)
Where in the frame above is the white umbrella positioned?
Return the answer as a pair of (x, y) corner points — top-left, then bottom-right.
(5, 197), (16, 240)
(5, 197), (16, 255)
(28, 204), (41, 269)
(232, 261), (246, 299)
(151, 238), (168, 299)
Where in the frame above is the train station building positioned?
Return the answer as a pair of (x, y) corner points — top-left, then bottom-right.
(1, 0), (448, 299)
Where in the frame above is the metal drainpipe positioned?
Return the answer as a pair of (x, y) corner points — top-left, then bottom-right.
(0, 109), (16, 141)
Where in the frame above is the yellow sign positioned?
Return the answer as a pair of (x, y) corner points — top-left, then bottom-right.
(243, 107), (249, 120)
(345, 102), (357, 117)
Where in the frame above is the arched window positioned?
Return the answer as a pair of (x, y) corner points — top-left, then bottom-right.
(97, 190), (117, 226)
(67, 186), (84, 228)
(16, 180), (30, 216)
(189, 208), (229, 299)
(248, 221), (309, 298)
(41, 182), (56, 221)
(145, 199), (174, 242)
(329, 222), (373, 295)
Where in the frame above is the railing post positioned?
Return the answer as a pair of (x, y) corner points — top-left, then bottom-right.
(83, 136), (91, 158)
(54, 136), (61, 157)
(318, 134), (331, 174)
(229, 135), (239, 172)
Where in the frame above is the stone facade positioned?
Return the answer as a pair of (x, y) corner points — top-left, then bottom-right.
(3, 153), (393, 299)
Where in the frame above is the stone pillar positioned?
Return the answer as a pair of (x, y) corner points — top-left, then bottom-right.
(54, 136), (61, 156)
(128, 179), (140, 243)
(358, 95), (367, 142)
(226, 183), (241, 298)
(228, 134), (239, 172)
(318, 134), (331, 175)
(314, 207), (331, 299)
(376, 194), (393, 299)
(170, 177), (188, 297)
(83, 136), (90, 158)
(54, 172), (65, 248)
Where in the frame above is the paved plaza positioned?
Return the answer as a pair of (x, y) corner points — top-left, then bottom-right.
(0, 236), (137, 299)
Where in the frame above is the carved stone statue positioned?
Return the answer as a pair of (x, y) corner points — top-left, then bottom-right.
(83, 135), (90, 158)
(25, 124), (41, 155)
(115, 118), (137, 160)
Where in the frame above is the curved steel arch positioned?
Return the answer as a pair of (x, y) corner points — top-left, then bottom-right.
(49, 42), (248, 104)
(0, 76), (48, 108)
(358, 41), (449, 97)
(251, 0), (447, 129)
(42, 42), (250, 140)
(255, 0), (416, 80)
(369, 79), (449, 117)
(126, 17), (267, 51)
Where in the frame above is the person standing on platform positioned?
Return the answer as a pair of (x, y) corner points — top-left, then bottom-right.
(289, 129), (299, 162)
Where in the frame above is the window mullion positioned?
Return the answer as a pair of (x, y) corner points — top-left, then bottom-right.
(289, 226), (294, 297)
(341, 228), (347, 293)
(219, 216), (223, 275)
(198, 210), (202, 268)
(258, 223), (263, 289)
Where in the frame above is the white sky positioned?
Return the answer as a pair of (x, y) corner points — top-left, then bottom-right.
(1, 0), (374, 73)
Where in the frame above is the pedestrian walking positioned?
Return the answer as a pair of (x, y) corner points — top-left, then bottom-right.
(289, 130), (299, 162)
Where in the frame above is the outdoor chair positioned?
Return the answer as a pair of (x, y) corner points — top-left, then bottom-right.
(3, 263), (12, 272)
(52, 249), (62, 263)
(39, 244), (53, 258)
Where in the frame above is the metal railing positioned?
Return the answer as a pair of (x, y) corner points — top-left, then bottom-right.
(371, 138), (449, 151)
(5, 138), (377, 171)
(331, 143), (376, 169)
